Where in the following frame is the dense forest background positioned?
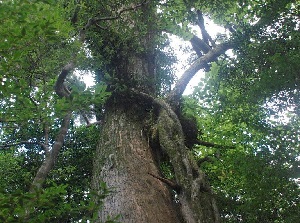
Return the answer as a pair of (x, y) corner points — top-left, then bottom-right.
(0, 0), (299, 222)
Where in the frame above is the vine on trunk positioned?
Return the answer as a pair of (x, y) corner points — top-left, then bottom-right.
(157, 103), (220, 223)
(131, 89), (220, 222)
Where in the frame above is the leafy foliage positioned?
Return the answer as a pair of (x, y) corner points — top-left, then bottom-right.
(0, 182), (111, 223)
(1, 0), (299, 222)
(0, 124), (113, 222)
(186, 45), (300, 222)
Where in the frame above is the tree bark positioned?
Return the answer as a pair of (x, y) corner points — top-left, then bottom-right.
(92, 103), (182, 222)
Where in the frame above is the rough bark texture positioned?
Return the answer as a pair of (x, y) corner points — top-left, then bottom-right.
(92, 96), (220, 222)
(92, 104), (181, 222)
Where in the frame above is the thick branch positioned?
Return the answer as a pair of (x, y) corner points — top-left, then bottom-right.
(80, 110), (91, 125)
(167, 41), (233, 107)
(196, 10), (214, 47)
(190, 35), (211, 56)
(117, 0), (148, 15)
(197, 156), (214, 165)
(31, 112), (71, 190)
(54, 62), (75, 98)
(130, 89), (180, 124)
(42, 1), (149, 190)
(157, 109), (220, 222)
(86, 121), (102, 127)
(82, 0), (148, 29)
(43, 124), (50, 150)
(130, 89), (220, 222)
(55, 1), (149, 98)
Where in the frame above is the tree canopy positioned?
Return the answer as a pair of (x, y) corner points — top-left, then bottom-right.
(0, 0), (299, 222)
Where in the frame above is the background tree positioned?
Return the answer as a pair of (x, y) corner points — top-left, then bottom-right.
(0, 0), (299, 222)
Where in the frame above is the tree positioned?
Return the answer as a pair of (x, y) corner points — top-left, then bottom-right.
(184, 60), (300, 222)
(0, 0), (299, 222)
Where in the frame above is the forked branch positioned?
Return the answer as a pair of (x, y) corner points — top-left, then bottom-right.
(196, 10), (215, 47)
(167, 41), (233, 108)
(190, 35), (211, 56)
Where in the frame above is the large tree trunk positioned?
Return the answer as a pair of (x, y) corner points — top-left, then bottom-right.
(91, 56), (220, 222)
(90, 4), (183, 217)
(92, 103), (182, 222)
(90, 2), (220, 222)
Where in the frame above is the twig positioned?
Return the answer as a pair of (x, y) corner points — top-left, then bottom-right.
(195, 139), (235, 149)
(0, 140), (48, 152)
(29, 96), (38, 107)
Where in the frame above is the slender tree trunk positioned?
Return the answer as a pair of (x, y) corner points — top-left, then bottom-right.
(92, 103), (181, 222)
